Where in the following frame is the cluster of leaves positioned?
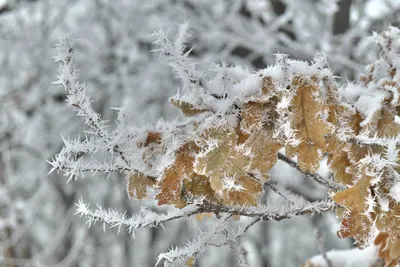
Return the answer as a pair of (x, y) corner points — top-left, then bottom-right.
(129, 71), (333, 208)
(125, 27), (400, 266)
(330, 28), (400, 266)
(53, 26), (400, 266)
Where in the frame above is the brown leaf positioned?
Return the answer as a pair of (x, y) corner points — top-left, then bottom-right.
(156, 143), (198, 207)
(184, 174), (219, 203)
(194, 127), (265, 205)
(127, 171), (155, 199)
(185, 256), (196, 267)
(194, 128), (249, 192)
(222, 175), (263, 206)
(328, 150), (354, 185)
(195, 213), (213, 220)
(367, 107), (400, 138)
(232, 214), (241, 221)
(235, 125), (250, 144)
(244, 130), (281, 177)
(241, 102), (266, 133)
(375, 232), (400, 267)
(286, 76), (331, 173)
(286, 142), (321, 173)
(171, 98), (208, 116)
(261, 76), (275, 95)
(332, 174), (374, 247)
(140, 131), (162, 147)
(376, 199), (400, 242)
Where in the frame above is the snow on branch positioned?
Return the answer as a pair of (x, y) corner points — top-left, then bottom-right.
(156, 214), (232, 266)
(53, 39), (110, 139)
(155, 196), (335, 266)
(75, 198), (201, 236)
(50, 39), (145, 180)
(152, 25), (224, 100)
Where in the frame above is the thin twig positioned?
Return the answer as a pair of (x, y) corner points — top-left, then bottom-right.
(277, 152), (346, 191)
(264, 181), (296, 204)
(316, 230), (333, 267)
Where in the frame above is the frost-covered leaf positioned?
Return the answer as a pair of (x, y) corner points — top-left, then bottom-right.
(243, 130), (281, 178)
(171, 98), (209, 116)
(127, 171), (155, 200)
(195, 213), (212, 220)
(194, 128), (248, 192)
(332, 173), (374, 247)
(375, 232), (400, 267)
(366, 107), (400, 138)
(241, 102), (267, 132)
(156, 142), (198, 207)
(328, 151), (354, 185)
(286, 76), (331, 173)
(185, 256), (196, 267)
(222, 174), (263, 206)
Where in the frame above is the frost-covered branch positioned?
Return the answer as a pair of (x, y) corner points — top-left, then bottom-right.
(52, 39), (134, 176)
(277, 152), (346, 191)
(155, 214), (232, 266)
(152, 24), (224, 100)
(153, 196), (335, 267)
(75, 199), (201, 236)
(197, 198), (336, 222)
(76, 196), (335, 234)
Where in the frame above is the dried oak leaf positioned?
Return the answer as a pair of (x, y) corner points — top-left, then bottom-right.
(127, 171), (155, 199)
(185, 256), (196, 267)
(346, 143), (370, 167)
(222, 174), (263, 206)
(243, 130), (282, 179)
(332, 174), (375, 247)
(375, 232), (400, 267)
(232, 214), (241, 221)
(286, 76), (331, 173)
(195, 213), (213, 220)
(322, 75), (343, 127)
(241, 102), (266, 133)
(326, 110), (362, 155)
(261, 76), (275, 95)
(138, 131), (162, 147)
(376, 199), (400, 242)
(241, 100), (279, 134)
(156, 142), (198, 207)
(365, 106), (400, 138)
(194, 127), (264, 205)
(184, 174), (219, 203)
(171, 98), (208, 116)
(194, 128), (249, 192)
(139, 131), (163, 169)
(327, 111), (364, 185)
(328, 150), (354, 185)
(235, 125), (250, 144)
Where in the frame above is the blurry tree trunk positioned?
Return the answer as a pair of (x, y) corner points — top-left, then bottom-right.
(2, 228), (16, 267)
(270, 0), (286, 16)
(0, 152), (16, 267)
(333, 0), (352, 35)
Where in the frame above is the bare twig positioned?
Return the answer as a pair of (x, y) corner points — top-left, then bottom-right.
(316, 230), (333, 267)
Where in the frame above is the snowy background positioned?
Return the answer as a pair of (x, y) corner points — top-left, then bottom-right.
(0, 0), (399, 266)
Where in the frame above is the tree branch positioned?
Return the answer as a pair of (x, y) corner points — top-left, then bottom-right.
(277, 152), (346, 191)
